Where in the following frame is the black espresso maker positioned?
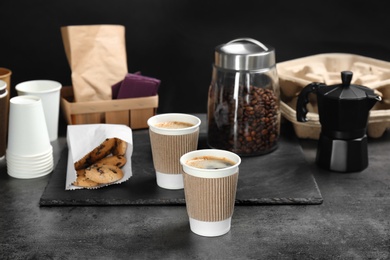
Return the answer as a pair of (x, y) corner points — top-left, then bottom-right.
(296, 71), (381, 172)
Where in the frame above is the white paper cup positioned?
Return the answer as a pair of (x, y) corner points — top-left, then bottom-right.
(15, 80), (62, 141)
(6, 153), (53, 167)
(147, 113), (201, 190)
(6, 144), (53, 178)
(7, 96), (51, 156)
(7, 164), (53, 179)
(6, 152), (53, 172)
(5, 146), (52, 160)
(180, 149), (241, 237)
(6, 156), (52, 166)
(7, 159), (53, 172)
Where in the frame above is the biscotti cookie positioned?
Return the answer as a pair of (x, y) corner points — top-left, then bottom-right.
(95, 155), (127, 168)
(113, 138), (127, 156)
(74, 138), (116, 170)
(85, 164), (124, 184)
(72, 169), (99, 188)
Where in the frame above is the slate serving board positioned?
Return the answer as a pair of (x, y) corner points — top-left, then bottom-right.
(40, 124), (323, 206)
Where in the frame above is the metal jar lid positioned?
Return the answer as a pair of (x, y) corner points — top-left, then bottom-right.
(214, 38), (275, 71)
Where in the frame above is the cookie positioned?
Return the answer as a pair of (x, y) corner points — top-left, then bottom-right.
(72, 169), (99, 188)
(95, 155), (127, 168)
(85, 164), (124, 184)
(113, 138), (127, 156)
(74, 138), (116, 170)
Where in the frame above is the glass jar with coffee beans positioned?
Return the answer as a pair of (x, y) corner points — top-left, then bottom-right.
(207, 38), (280, 156)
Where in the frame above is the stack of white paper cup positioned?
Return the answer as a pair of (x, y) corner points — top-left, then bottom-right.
(6, 96), (53, 179)
(15, 80), (62, 141)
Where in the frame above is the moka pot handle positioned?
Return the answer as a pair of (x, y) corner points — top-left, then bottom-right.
(296, 82), (321, 122)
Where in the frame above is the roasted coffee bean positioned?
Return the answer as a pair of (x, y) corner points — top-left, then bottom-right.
(208, 84), (279, 156)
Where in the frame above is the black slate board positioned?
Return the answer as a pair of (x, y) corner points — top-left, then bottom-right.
(40, 124), (323, 206)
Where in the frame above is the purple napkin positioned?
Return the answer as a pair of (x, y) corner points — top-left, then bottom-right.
(111, 80), (122, 99)
(111, 72), (160, 99)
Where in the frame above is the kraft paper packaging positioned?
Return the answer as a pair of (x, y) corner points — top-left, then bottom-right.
(61, 25), (128, 102)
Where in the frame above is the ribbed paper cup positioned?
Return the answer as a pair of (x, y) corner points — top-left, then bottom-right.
(0, 68), (12, 159)
(147, 113), (201, 190)
(180, 149), (241, 237)
(7, 96), (51, 156)
(16, 80), (62, 141)
(0, 80), (7, 159)
(0, 68), (11, 95)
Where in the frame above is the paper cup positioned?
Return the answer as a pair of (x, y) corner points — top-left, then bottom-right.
(6, 146), (52, 159)
(6, 155), (52, 165)
(7, 96), (51, 156)
(0, 68), (12, 159)
(147, 113), (201, 190)
(180, 149), (241, 237)
(7, 165), (53, 179)
(6, 150), (53, 177)
(7, 158), (53, 172)
(16, 80), (62, 141)
(0, 68), (11, 96)
(0, 80), (8, 159)
(6, 152), (53, 166)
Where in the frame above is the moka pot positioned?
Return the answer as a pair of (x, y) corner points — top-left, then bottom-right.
(296, 71), (381, 172)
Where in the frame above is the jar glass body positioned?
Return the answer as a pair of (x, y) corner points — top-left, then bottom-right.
(207, 66), (280, 156)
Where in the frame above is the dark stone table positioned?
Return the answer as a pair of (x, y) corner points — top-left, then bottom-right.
(1, 114), (389, 259)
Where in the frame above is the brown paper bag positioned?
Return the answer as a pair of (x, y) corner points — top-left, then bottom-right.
(61, 25), (128, 102)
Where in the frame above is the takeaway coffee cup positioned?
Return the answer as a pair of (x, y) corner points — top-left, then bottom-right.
(0, 80), (8, 159)
(147, 113), (201, 190)
(16, 80), (62, 141)
(0, 68), (12, 158)
(0, 68), (12, 95)
(180, 149), (241, 237)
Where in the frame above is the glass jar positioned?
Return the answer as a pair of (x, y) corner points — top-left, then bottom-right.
(207, 38), (280, 156)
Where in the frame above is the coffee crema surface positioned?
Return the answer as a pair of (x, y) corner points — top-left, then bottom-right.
(186, 156), (235, 169)
(155, 121), (194, 129)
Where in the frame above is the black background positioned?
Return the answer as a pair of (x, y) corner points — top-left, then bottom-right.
(1, 0), (390, 113)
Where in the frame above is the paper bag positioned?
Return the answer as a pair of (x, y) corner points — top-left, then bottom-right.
(61, 25), (128, 102)
(66, 124), (133, 190)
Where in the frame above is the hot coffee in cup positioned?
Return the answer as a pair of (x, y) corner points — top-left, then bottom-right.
(154, 121), (194, 129)
(186, 156), (235, 169)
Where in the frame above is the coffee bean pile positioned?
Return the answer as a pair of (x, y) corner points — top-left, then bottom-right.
(208, 85), (279, 156)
